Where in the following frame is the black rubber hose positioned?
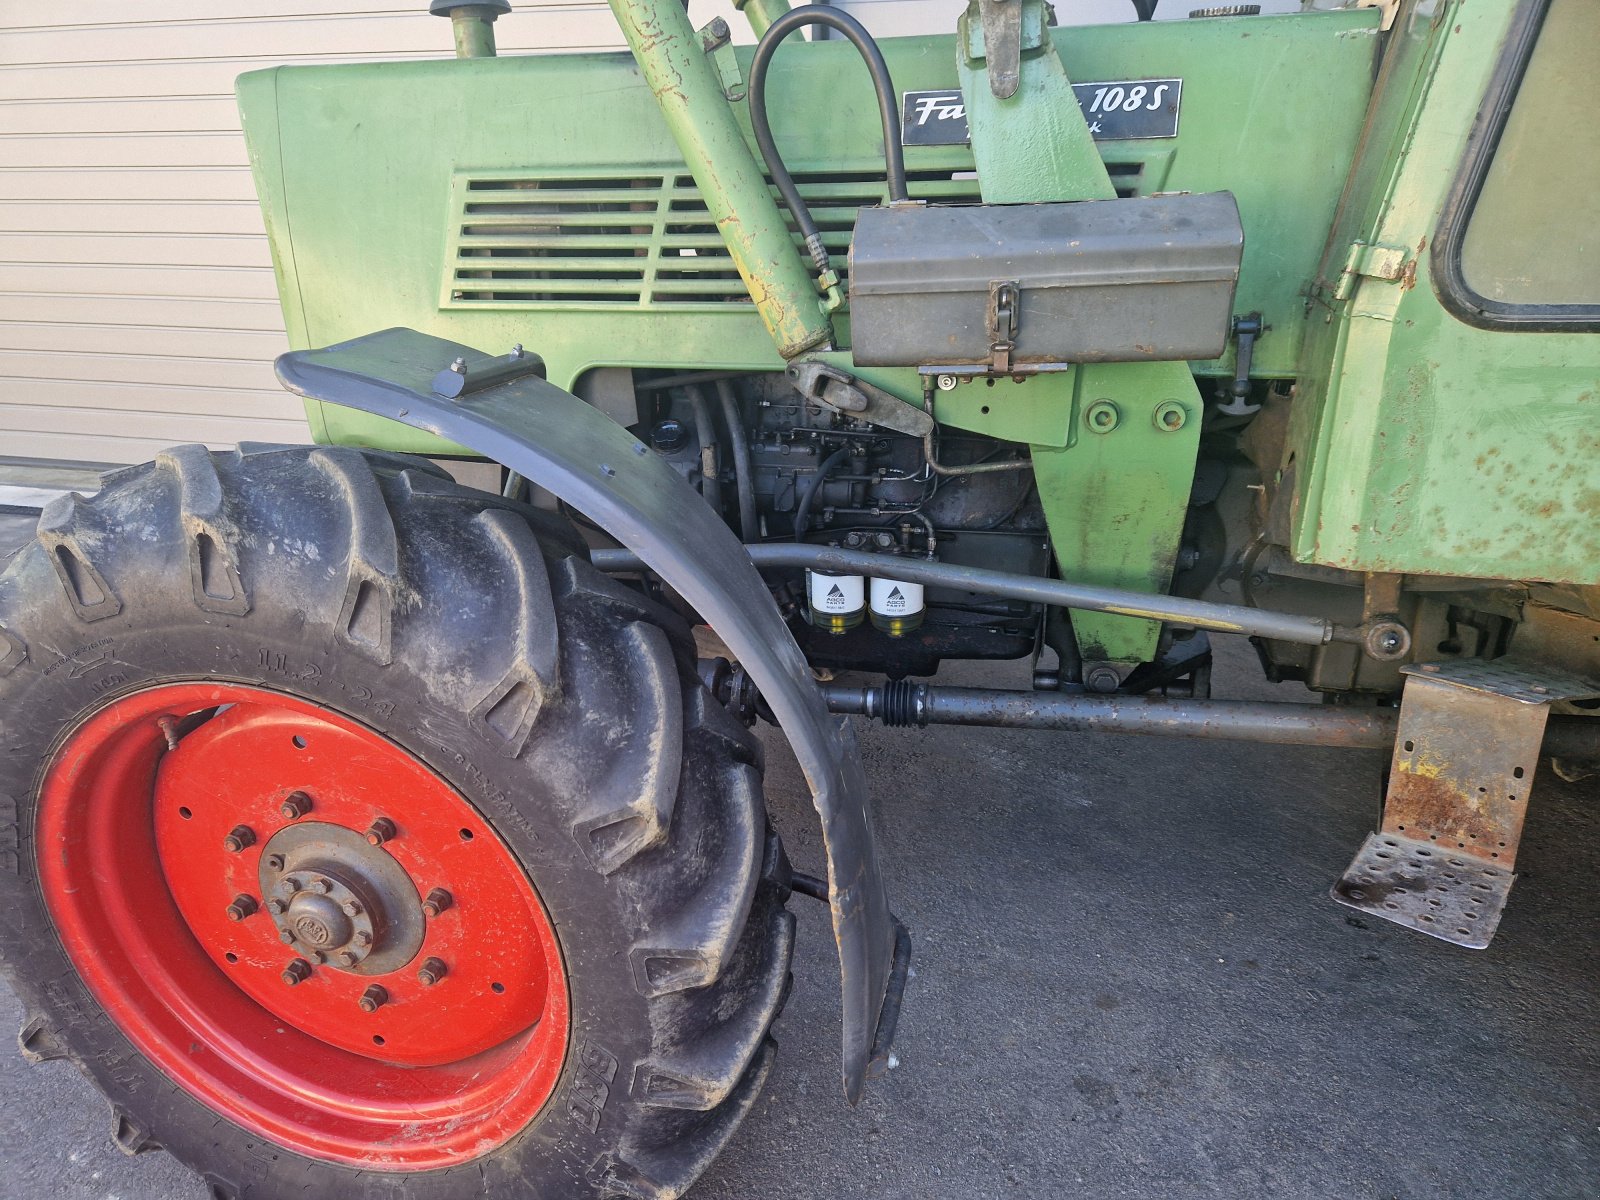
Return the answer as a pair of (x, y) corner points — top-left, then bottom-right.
(748, 7), (908, 277)
(684, 386), (721, 513)
(793, 446), (853, 540)
(716, 379), (760, 543)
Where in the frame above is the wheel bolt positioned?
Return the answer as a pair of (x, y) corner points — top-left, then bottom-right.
(265, 853), (285, 872)
(358, 985), (388, 1013)
(267, 898), (287, 915)
(307, 877), (331, 895)
(352, 930), (373, 948)
(422, 888), (453, 918)
(222, 825), (256, 853)
(224, 894), (258, 922)
(342, 900), (363, 917)
(417, 957), (448, 987)
(281, 959), (312, 986)
(337, 951), (360, 968)
(364, 817), (397, 846)
(282, 876), (302, 894)
(280, 791), (313, 820)
(279, 928), (296, 945)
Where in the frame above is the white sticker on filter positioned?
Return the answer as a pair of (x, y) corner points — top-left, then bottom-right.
(870, 577), (924, 617)
(808, 571), (865, 614)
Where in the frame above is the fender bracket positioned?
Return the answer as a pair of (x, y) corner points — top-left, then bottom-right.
(276, 327), (901, 1103)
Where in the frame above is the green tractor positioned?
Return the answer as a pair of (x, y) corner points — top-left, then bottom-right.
(1, 0), (1595, 1194)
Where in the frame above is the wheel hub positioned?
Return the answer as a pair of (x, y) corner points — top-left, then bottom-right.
(258, 822), (425, 974)
(36, 682), (570, 1168)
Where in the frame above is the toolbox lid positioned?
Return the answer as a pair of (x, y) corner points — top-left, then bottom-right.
(848, 191), (1244, 297)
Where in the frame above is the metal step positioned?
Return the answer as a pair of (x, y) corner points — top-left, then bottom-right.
(1333, 658), (1600, 948)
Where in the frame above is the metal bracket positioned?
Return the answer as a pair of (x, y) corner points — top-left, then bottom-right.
(276, 328), (901, 1103)
(987, 280), (1020, 375)
(787, 360), (934, 438)
(977, 0), (1024, 99)
(1332, 658), (1600, 947)
(430, 342), (544, 399)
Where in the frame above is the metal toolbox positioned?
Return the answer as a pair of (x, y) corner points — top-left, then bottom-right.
(847, 191), (1244, 373)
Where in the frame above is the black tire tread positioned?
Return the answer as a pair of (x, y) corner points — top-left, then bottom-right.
(0, 444), (794, 1200)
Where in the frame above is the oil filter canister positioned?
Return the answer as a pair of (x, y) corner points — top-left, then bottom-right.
(869, 574), (926, 636)
(807, 568), (865, 634)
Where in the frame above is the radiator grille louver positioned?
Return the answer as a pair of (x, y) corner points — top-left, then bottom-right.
(442, 162), (1151, 309)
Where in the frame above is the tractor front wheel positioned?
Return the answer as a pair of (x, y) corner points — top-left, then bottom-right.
(0, 445), (793, 1199)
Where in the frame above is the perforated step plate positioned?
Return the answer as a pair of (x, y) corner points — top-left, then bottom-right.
(1333, 832), (1513, 949)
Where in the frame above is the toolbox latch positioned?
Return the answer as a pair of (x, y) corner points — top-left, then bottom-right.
(988, 280), (1020, 375)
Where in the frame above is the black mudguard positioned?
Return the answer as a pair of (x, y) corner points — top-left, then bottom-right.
(277, 328), (905, 1103)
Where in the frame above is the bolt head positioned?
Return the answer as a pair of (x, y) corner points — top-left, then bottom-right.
(936, 374), (958, 392)
(279, 928), (297, 945)
(280, 958), (311, 986)
(352, 930), (373, 948)
(282, 875), (302, 894)
(417, 957), (448, 987)
(358, 985), (388, 1013)
(364, 817), (397, 847)
(421, 888), (453, 918)
(267, 898), (287, 915)
(222, 825), (256, 853)
(224, 894), (258, 922)
(308, 877), (331, 895)
(337, 951), (360, 968)
(342, 900), (363, 917)
(1085, 665), (1121, 694)
(279, 791), (313, 820)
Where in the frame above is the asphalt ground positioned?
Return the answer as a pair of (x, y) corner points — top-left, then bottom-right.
(0, 507), (1596, 1198)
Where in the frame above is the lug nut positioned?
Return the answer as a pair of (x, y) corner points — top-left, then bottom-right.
(352, 930), (373, 948)
(358, 985), (388, 1013)
(281, 958), (312, 986)
(364, 817), (397, 847)
(222, 825), (256, 853)
(280, 791), (313, 820)
(342, 900), (363, 917)
(421, 888), (453, 918)
(282, 875), (302, 894)
(337, 951), (360, 968)
(417, 957), (448, 987)
(265, 853), (285, 872)
(224, 894), (258, 922)
(267, 898), (287, 915)
(279, 928), (297, 945)
(307, 877), (331, 895)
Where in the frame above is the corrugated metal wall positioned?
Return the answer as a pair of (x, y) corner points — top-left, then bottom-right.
(0, 1), (645, 464)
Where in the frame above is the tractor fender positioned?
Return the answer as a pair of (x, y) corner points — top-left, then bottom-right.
(276, 328), (903, 1104)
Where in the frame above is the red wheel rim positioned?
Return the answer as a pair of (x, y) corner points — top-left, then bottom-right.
(37, 682), (570, 1169)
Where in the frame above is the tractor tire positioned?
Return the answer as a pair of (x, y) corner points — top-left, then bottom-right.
(0, 444), (794, 1199)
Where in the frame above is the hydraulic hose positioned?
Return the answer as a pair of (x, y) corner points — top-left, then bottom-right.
(685, 386), (721, 512)
(793, 446), (854, 540)
(748, 6), (908, 279)
(717, 378), (760, 542)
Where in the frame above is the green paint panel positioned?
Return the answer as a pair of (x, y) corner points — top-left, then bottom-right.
(238, 8), (1378, 455)
(1288, 0), (1600, 587)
